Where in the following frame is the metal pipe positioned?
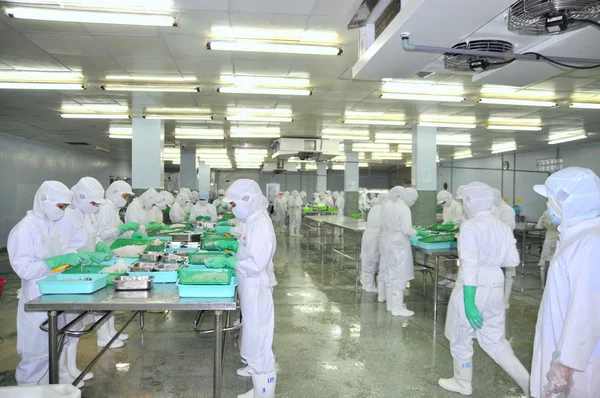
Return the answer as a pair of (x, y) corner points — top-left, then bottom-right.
(438, 165), (550, 175)
(401, 35), (600, 65)
(513, 152), (517, 207)
(48, 311), (59, 384)
(500, 155), (505, 196)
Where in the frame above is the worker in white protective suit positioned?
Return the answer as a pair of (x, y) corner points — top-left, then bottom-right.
(190, 189), (199, 204)
(438, 182), (529, 396)
(8, 181), (85, 386)
(169, 192), (190, 223)
(359, 189), (369, 213)
(56, 178), (126, 383)
(454, 185), (467, 225)
(438, 190), (463, 289)
(324, 191), (335, 208)
(157, 191), (175, 223)
(179, 188), (194, 213)
(535, 210), (558, 289)
(361, 193), (388, 293)
(336, 191), (345, 215)
(284, 191), (290, 198)
(219, 179), (277, 398)
(311, 192), (319, 205)
(287, 190), (303, 237)
(97, 181), (139, 247)
(299, 191), (307, 205)
(189, 191), (217, 223)
(125, 188), (160, 226)
(491, 188), (517, 309)
(273, 192), (287, 233)
(530, 167), (600, 398)
(379, 186), (417, 316)
(213, 189), (231, 215)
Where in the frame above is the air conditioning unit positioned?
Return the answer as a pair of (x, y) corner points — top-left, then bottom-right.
(271, 138), (340, 161)
(262, 161), (298, 174)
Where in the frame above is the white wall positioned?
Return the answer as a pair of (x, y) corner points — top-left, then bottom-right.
(438, 141), (600, 221)
(0, 133), (131, 247)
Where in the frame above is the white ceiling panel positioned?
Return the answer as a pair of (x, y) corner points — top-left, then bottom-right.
(160, 11), (229, 36)
(0, 31), (52, 56)
(230, 0), (316, 15)
(165, 37), (232, 59)
(54, 55), (126, 76)
(116, 57), (180, 74)
(1, 15), (87, 33)
(313, 0), (362, 17)
(232, 59), (291, 77)
(172, 0), (229, 11)
(0, 54), (70, 71)
(230, 12), (308, 29)
(174, 57), (233, 78)
(24, 33), (108, 56)
(289, 61), (349, 79)
(95, 36), (172, 58)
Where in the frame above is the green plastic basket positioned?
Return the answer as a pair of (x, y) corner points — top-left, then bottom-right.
(302, 207), (311, 213)
(109, 239), (151, 251)
(63, 266), (125, 285)
(419, 233), (456, 243)
(202, 237), (237, 251)
(178, 268), (233, 285)
(188, 252), (229, 265)
(350, 213), (362, 219)
(314, 206), (327, 211)
(427, 224), (455, 232)
(221, 212), (235, 220)
(327, 207), (338, 212)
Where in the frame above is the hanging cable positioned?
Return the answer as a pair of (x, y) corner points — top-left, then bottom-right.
(522, 52), (600, 70)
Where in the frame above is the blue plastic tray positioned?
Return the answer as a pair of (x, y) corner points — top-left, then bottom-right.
(128, 271), (178, 283)
(38, 274), (107, 295)
(176, 277), (237, 298)
(416, 240), (457, 250)
(166, 247), (201, 253)
(410, 236), (421, 246)
(152, 235), (173, 242)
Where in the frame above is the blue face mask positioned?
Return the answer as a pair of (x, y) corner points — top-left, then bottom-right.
(547, 203), (562, 225)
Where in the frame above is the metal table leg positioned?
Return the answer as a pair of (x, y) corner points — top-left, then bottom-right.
(331, 224), (335, 264)
(355, 230), (360, 290)
(140, 310), (145, 330)
(213, 310), (223, 398)
(433, 255), (439, 321)
(320, 222), (324, 266)
(521, 231), (527, 293)
(48, 311), (59, 384)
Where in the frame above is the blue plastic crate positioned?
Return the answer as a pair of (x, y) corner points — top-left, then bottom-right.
(152, 235), (173, 242)
(38, 274), (107, 295)
(127, 271), (178, 283)
(416, 240), (457, 250)
(165, 247), (201, 254)
(176, 277), (237, 298)
(410, 236), (421, 246)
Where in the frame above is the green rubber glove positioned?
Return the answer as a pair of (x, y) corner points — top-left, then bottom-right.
(273, 210), (277, 216)
(185, 213), (190, 221)
(196, 215), (203, 221)
(444, 221), (455, 226)
(79, 252), (111, 264)
(146, 221), (162, 231)
(45, 253), (83, 270)
(215, 240), (239, 251)
(216, 220), (230, 227)
(463, 286), (483, 330)
(118, 222), (140, 234)
(132, 232), (150, 241)
(216, 204), (222, 208)
(417, 230), (429, 237)
(205, 256), (237, 269)
(96, 241), (112, 255)
(215, 225), (231, 235)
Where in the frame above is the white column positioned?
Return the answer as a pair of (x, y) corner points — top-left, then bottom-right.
(316, 163), (327, 192)
(411, 124), (437, 226)
(180, 147), (198, 190)
(344, 151), (359, 192)
(198, 163), (211, 194)
(131, 118), (164, 189)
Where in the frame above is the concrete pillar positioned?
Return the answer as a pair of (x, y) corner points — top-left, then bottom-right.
(411, 125), (437, 226)
(131, 118), (164, 189)
(344, 152), (360, 216)
(180, 148), (198, 191)
(198, 163), (211, 194)
(316, 163), (327, 192)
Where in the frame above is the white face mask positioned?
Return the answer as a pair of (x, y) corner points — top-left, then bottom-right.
(232, 202), (250, 219)
(159, 202), (168, 210)
(79, 202), (99, 214)
(199, 199), (208, 207)
(43, 202), (66, 221)
(114, 196), (128, 208)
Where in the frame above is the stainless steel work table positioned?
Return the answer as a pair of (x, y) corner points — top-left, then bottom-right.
(412, 246), (458, 321)
(305, 215), (366, 288)
(25, 284), (237, 398)
(514, 222), (545, 292)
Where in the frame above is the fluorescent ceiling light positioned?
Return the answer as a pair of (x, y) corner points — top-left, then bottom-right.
(210, 26), (338, 43)
(479, 98), (556, 107)
(406, 161), (412, 167)
(382, 82), (464, 95)
(207, 40), (342, 56)
(226, 115), (293, 123)
(60, 113), (129, 119)
(109, 126), (132, 134)
(437, 134), (472, 146)
(106, 75), (196, 82)
(486, 125), (542, 131)
(343, 119), (406, 126)
(197, 148), (227, 154)
(175, 135), (224, 140)
(375, 133), (412, 140)
(548, 131), (587, 145)
(145, 114), (213, 120)
(380, 93), (466, 102)
(235, 148), (268, 154)
(175, 128), (223, 135)
(220, 75), (309, 87)
(491, 143), (517, 154)
(322, 129), (369, 136)
(569, 102), (600, 109)
(453, 151), (473, 160)
(109, 134), (132, 139)
(218, 86), (311, 96)
(0, 82), (85, 90)
(359, 162), (369, 168)
(101, 85), (200, 92)
(395, 145), (413, 153)
(322, 135), (370, 141)
(230, 127), (280, 138)
(62, 104), (128, 112)
(229, 108), (292, 116)
(371, 152), (403, 160)
(146, 107), (210, 113)
(231, 132), (280, 138)
(418, 122), (477, 129)
(331, 164), (345, 170)
(0, 71), (83, 81)
(352, 143), (389, 152)
(4, 7), (177, 26)
(480, 85), (555, 98)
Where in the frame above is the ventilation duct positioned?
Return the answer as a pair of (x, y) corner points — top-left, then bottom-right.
(348, 0), (400, 29)
(508, 0), (600, 35)
(445, 40), (515, 72)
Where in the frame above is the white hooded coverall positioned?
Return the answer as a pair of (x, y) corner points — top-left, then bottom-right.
(8, 181), (73, 385)
(273, 194), (287, 232)
(287, 190), (302, 236)
(213, 189), (230, 215)
(438, 190), (464, 225)
(97, 181), (137, 247)
(360, 194), (387, 293)
(125, 188), (160, 225)
(189, 196), (218, 222)
(169, 193), (190, 223)
(530, 167), (600, 398)
(536, 210), (559, 267)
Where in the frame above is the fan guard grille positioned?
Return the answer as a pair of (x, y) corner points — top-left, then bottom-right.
(508, 0), (600, 35)
(444, 40), (514, 72)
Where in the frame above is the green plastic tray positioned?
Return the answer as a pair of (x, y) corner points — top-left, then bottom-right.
(350, 213), (362, 219)
(419, 233), (456, 243)
(201, 236), (237, 251)
(177, 268), (232, 285)
(314, 206), (327, 211)
(327, 207), (338, 212)
(221, 213), (235, 220)
(63, 266), (125, 285)
(146, 241), (166, 252)
(427, 224), (455, 232)
(109, 238), (151, 251)
(188, 252), (229, 265)
(302, 207), (311, 213)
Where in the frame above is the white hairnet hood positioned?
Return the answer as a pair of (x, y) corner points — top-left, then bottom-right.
(534, 167), (600, 229)
(437, 190), (453, 207)
(159, 191), (175, 206)
(33, 181), (72, 220)
(224, 179), (267, 219)
(106, 180), (134, 203)
(455, 185), (466, 200)
(72, 177), (105, 213)
(388, 186), (406, 202)
(462, 182), (494, 218)
(492, 188), (503, 207)
(140, 188), (160, 210)
(403, 188), (419, 207)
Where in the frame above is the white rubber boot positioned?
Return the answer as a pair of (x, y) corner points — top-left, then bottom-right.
(97, 320), (124, 348)
(60, 351), (84, 388)
(361, 274), (378, 293)
(494, 350), (530, 395)
(66, 338), (93, 381)
(377, 275), (386, 303)
(238, 371), (277, 398)
(108, 316), (129, 341)
(385, 282), (393, 312)
(391, 290), (414, 317)
(296, 225), (302, 237)
(504, 282), (513, 310)
(236, 366), (251, 377)
(438, 358), (473, 396)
